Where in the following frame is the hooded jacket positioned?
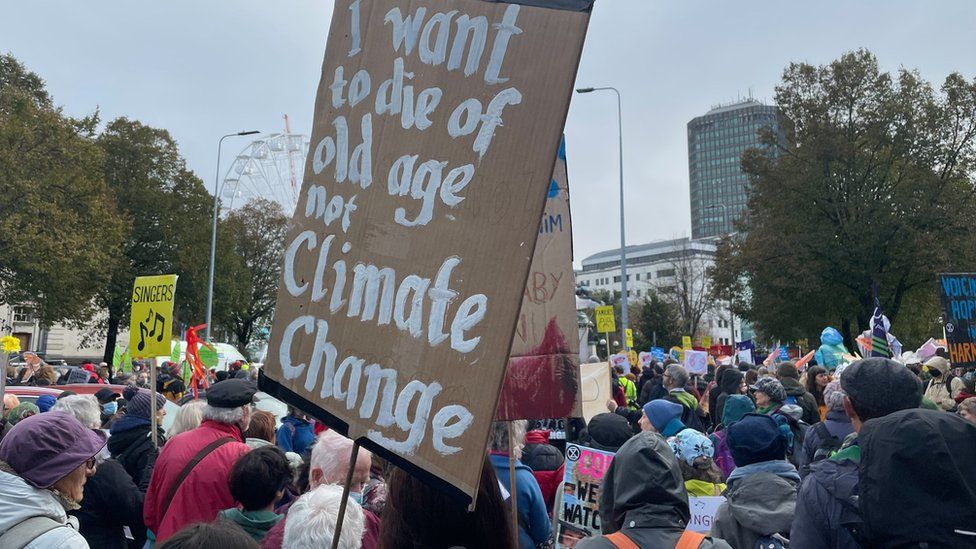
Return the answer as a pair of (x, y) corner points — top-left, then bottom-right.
(275, 415), (315, 456)
(814, 328), (849, 370)
(798, 410), (853, 476)
(576, 432), (732, 549)
(578, 413), (634, 452)
(789, 441), (862, 549)
(490, 453), (552, 549)
(218, 508), (281, 541)
(711, 464), (799, 549)
(858, 408), (976, 548)
(779, 377), (820, 425)
(107, 415), (164, 487)
(521, 430), (565, 513)
(0, 467), (89, 548)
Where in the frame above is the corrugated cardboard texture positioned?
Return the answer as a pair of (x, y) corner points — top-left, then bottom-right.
(496, 138), (581, 420)
(261, 0), (589, 502)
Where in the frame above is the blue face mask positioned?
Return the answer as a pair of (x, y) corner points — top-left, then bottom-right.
(349, 492), (363, 505)
(102, 402), (118, 415)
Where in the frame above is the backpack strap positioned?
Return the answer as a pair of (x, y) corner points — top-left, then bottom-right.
(676, 529), (706, 549)
(158, 436), (234, 523)
(0, 515), (66, 548)
(605, 531), (640, 549)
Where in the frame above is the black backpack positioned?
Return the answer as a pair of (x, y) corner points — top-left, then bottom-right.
(810, 423), (842, 462)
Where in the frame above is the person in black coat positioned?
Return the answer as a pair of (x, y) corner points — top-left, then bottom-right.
(637, 363), (667, 406)
(74, 457), (152, 549)
(107, 389), (167, 487)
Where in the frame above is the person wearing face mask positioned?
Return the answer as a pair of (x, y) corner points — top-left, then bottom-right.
(261, 429), (379, 549)
(94, 389), (120, 429)
(0, 411), (106, 548)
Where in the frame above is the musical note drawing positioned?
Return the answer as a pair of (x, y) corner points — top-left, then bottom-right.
(137, 309), (166, 351)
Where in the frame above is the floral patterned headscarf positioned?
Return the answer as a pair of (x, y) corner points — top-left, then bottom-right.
(668, 428), (714, 466)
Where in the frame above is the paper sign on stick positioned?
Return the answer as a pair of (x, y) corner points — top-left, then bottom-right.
(497, 138), (581, 421)
(259, 0), (592, 503)
(595, 306), (615, 333)
(129, 275), (178, 359)
(938, 273), (976, 368)
(684, 349), (708, 375)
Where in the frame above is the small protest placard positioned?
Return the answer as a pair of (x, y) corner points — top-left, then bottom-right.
(128, 275), (178, 359)
(687, 495), (725, 533)
(684, 349), (708, 375)
(556, 443), (615, 547)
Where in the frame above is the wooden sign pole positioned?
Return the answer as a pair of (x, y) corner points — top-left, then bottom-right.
(331, 440), (361, 549)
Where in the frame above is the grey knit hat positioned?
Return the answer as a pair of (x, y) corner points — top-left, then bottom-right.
(754, 377), (787, 403)
(127, 389), (166, 419)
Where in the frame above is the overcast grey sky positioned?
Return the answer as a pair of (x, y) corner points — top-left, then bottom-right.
(4, 1), (975, 267)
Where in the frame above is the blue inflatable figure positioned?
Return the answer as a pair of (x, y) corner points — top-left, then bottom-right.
(814, 327), (849, 370)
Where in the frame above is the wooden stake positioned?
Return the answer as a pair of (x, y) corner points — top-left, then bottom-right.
(508, 422), (519, 548)
(150, 358), (158, 449)
(331, 440), (360, 549)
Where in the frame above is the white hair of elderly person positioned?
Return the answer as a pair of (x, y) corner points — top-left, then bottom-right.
(309, 430), (372, 491)
(283, 484), (365, 549)
(51, 394), (112, 461)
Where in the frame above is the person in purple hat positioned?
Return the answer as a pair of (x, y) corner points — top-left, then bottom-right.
(0, 411), (106, 548)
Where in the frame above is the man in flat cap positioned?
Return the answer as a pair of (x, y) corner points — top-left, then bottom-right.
(144, 379), (256, 542)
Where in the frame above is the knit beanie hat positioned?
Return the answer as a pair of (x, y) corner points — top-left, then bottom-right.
(127, 389), (166, 420)
(642, 399), (683, 432)
(824, 380), (846, 412)
(6, 402), (39, 426)
(776, 362), (800, 380)
(754, 377), (787, 403)
(727, 413), (787, 466)
(722, 394), (755, 426)
(35, 394), (57, 413)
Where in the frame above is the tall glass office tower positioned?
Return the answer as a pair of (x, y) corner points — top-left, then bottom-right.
(688, 99), (783, 239)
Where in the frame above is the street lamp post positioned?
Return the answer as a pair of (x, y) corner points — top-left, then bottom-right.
(704, 203), (734, 345)
(205, 130), (260, 342)
(576, 86), (629, 350)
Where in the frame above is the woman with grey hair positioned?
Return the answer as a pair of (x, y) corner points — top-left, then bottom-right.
(797, 380), (854, 477)
(487, 420), (552, 548)
(52, 395), (150, 549)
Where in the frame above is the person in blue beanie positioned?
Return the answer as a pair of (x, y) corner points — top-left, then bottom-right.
(640, 399), (686, 438)
(35, 394), (57, 413)
(711, 413), (799, 548)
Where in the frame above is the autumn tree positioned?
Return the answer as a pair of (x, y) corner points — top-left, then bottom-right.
(0, 54), (124, 326)
(95, 118), (214, 362)
(712, 50), (976, 348)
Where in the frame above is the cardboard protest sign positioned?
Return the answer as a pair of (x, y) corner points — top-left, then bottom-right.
(259, 0), (592, 503)
(682, 335), (692, 349)
(580, 361), (611, 422)
(556, 443), (615, 547)
(129, 275), (178, 359)
(687, 495), (725, 533)
(497, 138), (581, 421)
(684, 349), (708, 375)
(651, 346), (666, 362)
(609, 352), (628, 370)
(938, 273), (976, 367)
(638, 351), (653, 368)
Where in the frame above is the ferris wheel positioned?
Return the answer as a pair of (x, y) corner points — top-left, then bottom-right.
(221, 119), (310, 216)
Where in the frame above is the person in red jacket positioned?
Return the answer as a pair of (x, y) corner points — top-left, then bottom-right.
(143, 379), (255, 543)
(521, 426), (565, 514)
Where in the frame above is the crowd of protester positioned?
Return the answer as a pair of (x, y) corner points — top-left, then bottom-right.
(2, 344), (976, 548)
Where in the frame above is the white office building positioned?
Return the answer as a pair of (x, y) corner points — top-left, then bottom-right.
(575, 237), (740, 345)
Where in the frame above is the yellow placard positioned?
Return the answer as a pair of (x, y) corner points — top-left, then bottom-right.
(703, 336), (712, 348)
(129, 275), (178, 359)
(595, 306), (616, 333)
(682, 335), (692, 349)
(627, 349), (638, 367)
(625, 328), (634, 349)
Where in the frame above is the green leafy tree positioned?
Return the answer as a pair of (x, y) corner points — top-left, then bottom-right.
(0, 54), (124, 326)
(632, 290), (682, 351)
(95, 118), (213, 362)
(215, 198), (289, 352)
(713, 50), (976, 348)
